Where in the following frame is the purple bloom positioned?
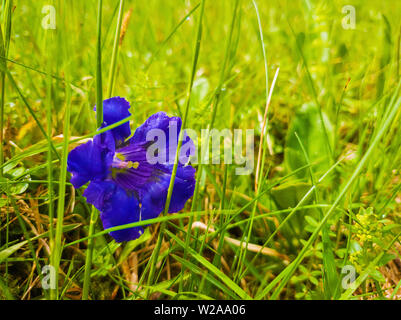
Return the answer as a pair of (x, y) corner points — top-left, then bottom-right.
(67, 97), (196, 242)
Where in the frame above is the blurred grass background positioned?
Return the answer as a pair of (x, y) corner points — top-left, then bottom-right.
(1, 0), (401, 300)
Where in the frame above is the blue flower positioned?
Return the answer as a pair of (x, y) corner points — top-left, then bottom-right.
(67, 97), (196, 242)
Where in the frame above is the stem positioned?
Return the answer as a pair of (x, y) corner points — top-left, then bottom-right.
(82, 207), (99, 300)
(96, 0), (103, 127)
(82, 0), (103, 300)
(0, 0), (12, 176)
(45, 17), (55, 301)
(106, 0), (124, 98)
(52, 0), (73, 300)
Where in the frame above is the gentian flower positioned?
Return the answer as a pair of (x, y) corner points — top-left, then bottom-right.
(67, 97), (196, 242)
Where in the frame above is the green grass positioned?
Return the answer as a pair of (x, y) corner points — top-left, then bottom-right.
(1, 0), (401, 300)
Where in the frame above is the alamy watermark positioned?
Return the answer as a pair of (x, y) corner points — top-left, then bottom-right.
(142, 124), (255, 176)
(41, 5), (56, 30)
(41, 265), (56, 290)
(342, 5), (356, 30)
(341, 265), (356, 290)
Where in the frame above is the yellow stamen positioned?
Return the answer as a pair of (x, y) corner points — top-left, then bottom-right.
(116, 153), (125, 161)
(127, 161), (139, 169)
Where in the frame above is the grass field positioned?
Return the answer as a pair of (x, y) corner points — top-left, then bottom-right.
(1, 0), (401, 300)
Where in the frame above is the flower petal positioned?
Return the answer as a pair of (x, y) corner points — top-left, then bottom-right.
(140, 164), (196, 220)
(67, 133), (114, 189)
(165, 164), (196, 213)
(82, 179), (115, 211)
(129, 111), (194, 165)
(96, 97), (132, 145)
(84, 180), (144, 242)
(130, 111), (181, 147)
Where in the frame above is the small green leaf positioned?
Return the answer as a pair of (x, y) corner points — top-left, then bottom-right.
(271, 182), (312, 209)
(0, 198), (7, 208)
(378, 253), (396, 267)
(370, 269), (386, 283)
(9, 182), (29, 195)
(305, 215), (318, 227)
(118, 229), (151, 264)
(284, 102), (334, 179)
(0, 241), (28, 264)
(349, 241), (362, 254)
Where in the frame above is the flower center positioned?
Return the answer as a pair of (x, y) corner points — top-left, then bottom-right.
(109, 144), (157, 193)
(111, 152), (140, 173)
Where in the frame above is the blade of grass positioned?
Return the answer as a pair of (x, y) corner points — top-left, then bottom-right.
(172, 254), (240, 299)
(82, 0), (103, 301)
(0, 29), (5, 178)
(106, 0), (124, 98)
(253, 0), (273, 191)
(0, 21), (7, 287)
(235, 67), (279, 282)
(82, 206), (98, 300)
(8, 194), (44, 297)
(0, 113), (135, 173)
(0, 0), (12, 174)
(2, 69), (60, 160)
(145, 2), (200, 71)
(51, 1), (73, 298)
(294, 131), (338, 299)
(45, 18), (55, 282)
(166, 230), (252, 299)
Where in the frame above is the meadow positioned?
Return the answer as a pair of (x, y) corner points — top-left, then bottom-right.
(1, 0), (401, 300)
